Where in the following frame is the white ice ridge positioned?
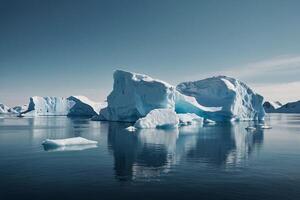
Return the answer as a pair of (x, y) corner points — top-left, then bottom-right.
(42, 137), (98, 147)
(21, 96), (106, 117)
(98, 70), (222, 122)
(177, 76), (265, 121)
(134, 109), (179, 129)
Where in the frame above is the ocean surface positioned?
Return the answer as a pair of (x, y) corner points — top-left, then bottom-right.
(0, 114), (300, 200)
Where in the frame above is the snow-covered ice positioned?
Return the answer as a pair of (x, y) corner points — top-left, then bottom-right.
(177, 113), (203, 126)
(177, 76), (265, 121)
(134, 109), (179, 129)
(42, 137), (98, 147)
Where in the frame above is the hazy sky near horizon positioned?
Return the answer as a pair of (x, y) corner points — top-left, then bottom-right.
(1, 0), (300, 106)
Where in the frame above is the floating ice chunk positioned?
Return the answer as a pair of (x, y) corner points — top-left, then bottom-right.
(177, 113), (203, 126)
(125, 126), (137, 132)
(204, 118), (216, 125)
(258, 125), (272, 129)
(245, 126), (256, 131)
(42, 137), (98, 147)
(134, 109), (179, 129)
(177, 76), (265, 121)
(43, 144), (98, 152)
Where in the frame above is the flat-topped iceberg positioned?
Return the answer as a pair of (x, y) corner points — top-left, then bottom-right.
(177, 76), (265, 121)
(21, 96), (105, 117)
(134, 109), (179, 129)
(98, 70), (222, 122)
(263, 101), (282, 113)
(42, 137), (98, 147)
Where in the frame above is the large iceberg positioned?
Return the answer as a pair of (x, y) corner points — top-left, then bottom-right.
(21, 96), (105, 117)
(263, 101), (282, 113)
(276, 100), (300, 113)
(98, 70), (221, 122)
(177, 76), (265, 121)
(134, 109), (179, 129)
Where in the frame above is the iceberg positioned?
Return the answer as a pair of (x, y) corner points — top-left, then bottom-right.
(177, 113), (203, 126)
(21, 96), (105, 117)
(42, 137), (98, 147)
(276, 100), (300, 113)
(0, 103), (10, 114)
(263, 101), (282, 113)
(98, 70), (222, 122)
(134, 109), (179, 129)
(177, 76), (265, 121)
(67, 96), (106, 116)
(125, 126), (137, 132)
(99, 70), (178, 122)
(10, 105), (28, 114)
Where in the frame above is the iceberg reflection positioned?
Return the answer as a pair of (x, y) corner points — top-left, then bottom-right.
(108, 122), (264, 181)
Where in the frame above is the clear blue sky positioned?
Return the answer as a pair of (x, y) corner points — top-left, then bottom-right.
(1, 0), (300, 106)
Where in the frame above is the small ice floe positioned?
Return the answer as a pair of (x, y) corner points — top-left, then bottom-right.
(125, 126), (137, 132)
(245, 126), (256, 131)
(42, 137), (98, 147)
(259, 125), (272, 129)
(204, 118), (216, 125)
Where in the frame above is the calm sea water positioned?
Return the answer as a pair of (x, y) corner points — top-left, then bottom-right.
(0, 114), (300, 200)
